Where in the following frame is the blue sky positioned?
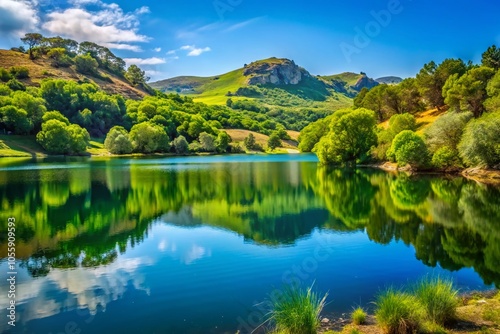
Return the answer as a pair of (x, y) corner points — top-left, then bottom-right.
(1, 0), (499, 81)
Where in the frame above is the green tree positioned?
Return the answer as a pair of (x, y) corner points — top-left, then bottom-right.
(416, 59), (467, 110)
(425, 111), (472, 154)
(244, 133), (257, 150)
(21, 33), (43, 59)
(104, 126), (133, 154)
(481, 45), (500, 70)
(42, 111), (70, 125)
(36, 119), (89, 154)
(0, 105), (33, 134)
(443, 66), (495, 118)
(129, 122), (169, 153)
(484, 70), (500, 112)
(199, 132), (216, 152)
(75, 54), (99, 75)
(216, 131), (231, 153)
(126, 65), (149, 86)
(315, 108), (377, 166)
(267, 132), (282, 150)
(173, 135), (189, 154)
(458, 112), (500, 168)
(387, 130), (429, 167)
(47, 48), (72, 67)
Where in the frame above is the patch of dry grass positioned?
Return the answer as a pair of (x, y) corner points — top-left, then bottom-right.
(224, 129), (298, 150)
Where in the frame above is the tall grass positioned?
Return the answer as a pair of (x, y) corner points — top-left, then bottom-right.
(351, 307), (367, 325)
(267, 284), (327, 334)
(413, 276), (459, 325)
(375, 288), (424, 334)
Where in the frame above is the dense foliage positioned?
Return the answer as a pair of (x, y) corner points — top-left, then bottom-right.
(300, 44), (500, 169)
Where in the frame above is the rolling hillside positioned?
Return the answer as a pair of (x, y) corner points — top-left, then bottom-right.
(0, 49), (150, 99)
(150, 58), (385, 107)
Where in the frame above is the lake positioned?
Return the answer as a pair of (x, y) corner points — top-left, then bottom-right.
(0, 154), (499, 334)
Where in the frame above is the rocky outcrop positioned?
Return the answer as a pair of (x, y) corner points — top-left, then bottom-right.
(352, 75), (379, 91)
(244, 58), (310, 85)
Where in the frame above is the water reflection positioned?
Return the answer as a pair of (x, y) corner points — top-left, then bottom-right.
(0, 158), (499, 284)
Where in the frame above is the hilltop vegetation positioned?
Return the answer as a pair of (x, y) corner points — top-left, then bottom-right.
(151, 58), (384, 130)
(299, 45), (500, 171)
(0, 35), (306, 157)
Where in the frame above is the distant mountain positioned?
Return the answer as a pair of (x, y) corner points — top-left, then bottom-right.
(150, 58), (383, 107)
(375, 76), (403, 85)
(318, 72), (379, 97)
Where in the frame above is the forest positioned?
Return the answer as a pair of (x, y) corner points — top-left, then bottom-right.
(299, 45), (500, 170)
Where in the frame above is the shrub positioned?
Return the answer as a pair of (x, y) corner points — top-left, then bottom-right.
(268, 285), (327, 334)
(129, 122), (170, 153)
(9, 66), (29, 79)
(458, 111), (500, 168)
(75, 53), (99, 75)
(375, 288), (424, 334)
(432, 146), (460, 169)
(0, 68), (12, 82)
(351, 307), (367, 325)
(244, 133), (256, 150)
(188, 141), (202, 153)
(173, 135), (189, 154)
(104, 126), (133, 154)
(412, 277), (458, 325)
(7, 78), (26, 91)
(199, 132), (216, 152)
(268, 132), (282, 150)
(387, 130), (429, 167)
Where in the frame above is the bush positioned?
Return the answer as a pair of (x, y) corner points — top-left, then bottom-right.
(351, 307), (367, 325)
(413, 277), (458, 325)
(36, 119), (89, 154)
(199, 132), (216, 152)
(458, 111), (500, 168)
(75, 53), (99, 75)
(188, 141), (202, 153)
(104, 126), (133, 154)
(268, 285), (327, 334)
(173, 135), (189, 154)
(387, 130), (429, 168)
(268, 132), (282, 150)
(244, 133), (257, 150)
(0, 68), (12, 82)
(7, 78), (26, 91)
(9, 66), (29, 79)
(432, 146), (460, 169)
(375, 288), (424, 334)
(129, 122), (170, 153)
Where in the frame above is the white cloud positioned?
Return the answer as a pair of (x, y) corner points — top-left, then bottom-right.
(180, 44), (211, 56)
(42, 1), (150, 52)
(224, 17), (264, 32)
(153, 47), (161, 52)
(166, 49), (176, 55)
(124, 57), (166, 66)
(0, 0), (39, 37)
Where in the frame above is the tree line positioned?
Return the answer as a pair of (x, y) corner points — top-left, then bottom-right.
(299, 45), (500, 170)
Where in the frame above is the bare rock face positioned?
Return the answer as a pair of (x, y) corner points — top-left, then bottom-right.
(244, 58), (310, 85)
(353, 75), (378, 91)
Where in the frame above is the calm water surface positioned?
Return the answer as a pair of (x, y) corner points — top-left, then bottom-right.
(0, 154), (499, 334)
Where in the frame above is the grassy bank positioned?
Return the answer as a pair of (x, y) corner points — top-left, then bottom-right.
(259, 279), (500, 334)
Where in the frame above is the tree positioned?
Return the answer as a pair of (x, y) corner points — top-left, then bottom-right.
(173, 135), (189, 154)
(75, 54), (99, 75)
(199, 132), (216, 152)
(36, 119), (89, 154)
(416, 59), (467, 110)
(387, 130), (429, 167)
(20, 33), (43, 59)
(485, 70), (500, 112)
(443, 66), (495, 118)
(425, 112), (472, 154)
(244, 133), (256, 150)
(372, 113), (417, 161)
(47, 48), (72, 67)
(458, 112), (500, 168)
(267, 132), (282, 150)
(216, 131), (231, 153)
(126, 65), (149, 86)
(482, 45), (500, 70)
(129, 122), (169, 153)
(0, 105), (32, 134)
(104, 126), (133, 154)
(315, 108), (377, 166)
(298, 116), (330, 152)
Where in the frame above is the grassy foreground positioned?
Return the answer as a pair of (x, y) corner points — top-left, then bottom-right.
(259, 279), (499, 334)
